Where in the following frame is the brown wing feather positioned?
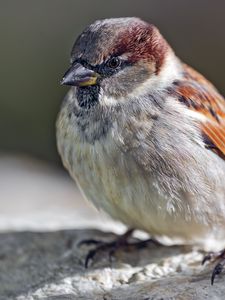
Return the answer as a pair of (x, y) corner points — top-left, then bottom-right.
(172, 64), (225, 159)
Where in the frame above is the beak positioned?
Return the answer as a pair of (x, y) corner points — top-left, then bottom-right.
(60, 63), (99, 87)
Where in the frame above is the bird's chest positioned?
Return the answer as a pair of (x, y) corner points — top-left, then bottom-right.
(57, 112), (161, 229)
(57, 104), (225, 241)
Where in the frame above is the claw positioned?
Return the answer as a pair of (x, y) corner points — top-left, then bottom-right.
(80, 230), (162, 269)
(211, 263), (223, 285)
(85, 249), (97, 268)
(202, 253), (213, 265)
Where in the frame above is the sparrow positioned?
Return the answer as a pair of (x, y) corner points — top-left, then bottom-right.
(56, 17), (225, 283)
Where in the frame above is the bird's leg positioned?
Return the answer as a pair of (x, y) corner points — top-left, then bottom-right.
(202, 249), (225, 285)
(78, 229), (159, 268)
(79, 228), (134, 268)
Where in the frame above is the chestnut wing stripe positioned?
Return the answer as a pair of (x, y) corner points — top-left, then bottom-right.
(202, 122), (225, 155)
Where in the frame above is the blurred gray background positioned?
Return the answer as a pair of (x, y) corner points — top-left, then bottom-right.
(0, 0), (224, 231)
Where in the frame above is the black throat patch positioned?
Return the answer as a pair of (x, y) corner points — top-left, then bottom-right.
(76, 85), (100, 109)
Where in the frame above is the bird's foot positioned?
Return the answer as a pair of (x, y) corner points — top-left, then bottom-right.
(78, 229), (159, 268)
(202, 249), (225, 285)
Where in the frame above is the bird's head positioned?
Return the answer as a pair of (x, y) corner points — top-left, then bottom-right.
(61, 17), (177, 108)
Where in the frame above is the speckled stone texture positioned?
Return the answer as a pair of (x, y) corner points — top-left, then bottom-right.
(1, 229), (225, 300)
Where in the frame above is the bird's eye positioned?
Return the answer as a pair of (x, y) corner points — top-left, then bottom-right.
(107, 57), (121, 69)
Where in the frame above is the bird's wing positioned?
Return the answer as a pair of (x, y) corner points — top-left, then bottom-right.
(172, 64), (225, 160)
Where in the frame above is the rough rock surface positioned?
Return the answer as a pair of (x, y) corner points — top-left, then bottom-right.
(1, 229), (225, 300)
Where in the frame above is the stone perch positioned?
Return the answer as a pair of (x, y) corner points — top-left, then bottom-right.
(1, 229), (225, 300)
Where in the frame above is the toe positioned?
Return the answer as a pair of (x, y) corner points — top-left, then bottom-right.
(211, 263), (223, 285)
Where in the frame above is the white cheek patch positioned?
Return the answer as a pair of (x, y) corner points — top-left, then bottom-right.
(100, 51), (183, 107)
(130, 52), (182, 97)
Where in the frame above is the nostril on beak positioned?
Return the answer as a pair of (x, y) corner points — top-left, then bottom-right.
(60, 63), (100, 87)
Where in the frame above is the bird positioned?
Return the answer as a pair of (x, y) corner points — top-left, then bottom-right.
(56, 17), (225, 284)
